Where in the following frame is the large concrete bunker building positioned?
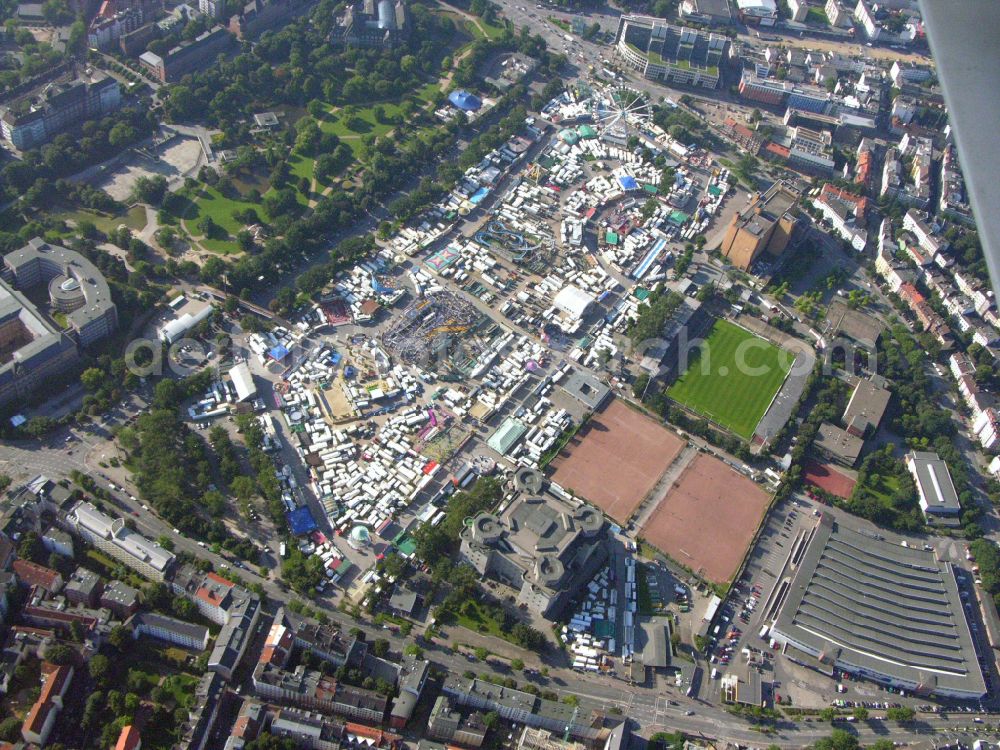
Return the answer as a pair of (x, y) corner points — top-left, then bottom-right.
(770, 516), (986, 699)
(460, 470), (607, 619)
(719, 182), (801, 270)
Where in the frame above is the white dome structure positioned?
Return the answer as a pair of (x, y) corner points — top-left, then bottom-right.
(348, 525), (371, 549)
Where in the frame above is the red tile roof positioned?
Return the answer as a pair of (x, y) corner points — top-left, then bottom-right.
(819, 183), (868, 217)
(765, 142), (790, 158)
(21, 697), (54, 737)
(205, 572), (235, 588)
(22, 663), (72, 740)
(39, 663), (72, 704)
(12, 560), (61, 591)
(114, 725), (142, 750)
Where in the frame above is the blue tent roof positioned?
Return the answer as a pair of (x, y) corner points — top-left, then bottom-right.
(269, 344), (289, 361)
(287, 505), (318, 535)
(618, 175), (639, 191)
(449, 90), (482, 111)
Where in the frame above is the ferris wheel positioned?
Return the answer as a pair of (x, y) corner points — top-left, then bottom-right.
(592, 86), (652, 141)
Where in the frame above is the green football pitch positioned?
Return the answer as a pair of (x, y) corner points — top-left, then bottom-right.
(666, 319), (791, 439)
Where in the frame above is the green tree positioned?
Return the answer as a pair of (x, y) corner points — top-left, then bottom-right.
(108, 122), (138, 148)
(89, 653), (111, 684)
(0, 717), (21, 742)
(109, 624), (131, 650)
(511, 658), (524, 671)
(81, 367), (105, 391)
(45, 644), (75, 665)
(811, 729), (859, 750)
(852, 705), (868, 721)
(884, 706), (915, 723)
(18, 531), (43, 562)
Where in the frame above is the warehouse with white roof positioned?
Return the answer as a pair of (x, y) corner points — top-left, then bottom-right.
(905, 450), (961, 520)
(228, 362), (257, 402)
(553, 285), (595, 321)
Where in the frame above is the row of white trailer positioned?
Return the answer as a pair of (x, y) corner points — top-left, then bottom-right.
(329, 262), (405, 324)
(272, 339), (445, 536)
(390, 218), (455, 258)
(187, 376), (241, 421)
(540, 89), (589, 121)
(384, 120), (537, 258)
(562, 567), (618, 672)
(621, 555), (639, 663)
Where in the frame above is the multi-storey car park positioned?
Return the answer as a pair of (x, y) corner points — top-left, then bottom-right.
(769, 514), (987, 700)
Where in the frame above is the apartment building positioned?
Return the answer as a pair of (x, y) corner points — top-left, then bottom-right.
(21, 663), (73, 746)
(824, 0), (852, 26)
(678, 0), (733, 25)
(208, 594), (261, 680)
(66, 501), (175, 581)
(139, 26), (234, 82)
(252, 662), (388, 723)
(88, 0), (159, 50)
(427, 696), (488, 747)
(12, 560), (63, 593)
(615, 16), (728, 89)
(903, 209), (948, 258)
(179, 672), (226, 750)
(812, 183), (868, 250)
(129, 611), (211, 650)
(229, 0), (313, 40)
(442, 678), (604, 742)
(787, 0), (808, 21)
(738, 71), (789, 106)
(939, 143), (975, 226)
(786, 125), (835, 175)
(1, 72), (121, 150)
(191, 571), (240, 625)
(973, 409), (1000, 453)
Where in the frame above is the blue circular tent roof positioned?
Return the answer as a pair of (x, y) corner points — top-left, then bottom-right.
(449, 90), (483, 112)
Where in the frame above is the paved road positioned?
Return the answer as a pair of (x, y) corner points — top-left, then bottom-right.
(6, 424), (1000, 747)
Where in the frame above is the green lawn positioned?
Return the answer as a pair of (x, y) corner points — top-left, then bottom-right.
(455, 600), (506, 638)
(288, 151), (316, 184)
(860, 474), (901, 506)
(667, 319), (791, 439)
(319, 106), (399, 139)
(478, 17), (507, 39)
(414, 81), (443, 104)
(806, 6), (829, 25)
(186, 186), (269, 254)
(60, 205), (147, 235)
